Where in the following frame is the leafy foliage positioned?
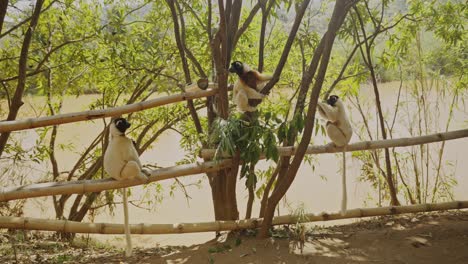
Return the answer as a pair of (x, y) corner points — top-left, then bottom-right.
(0, 0), (466, 223)
(210, 112), (281, 187)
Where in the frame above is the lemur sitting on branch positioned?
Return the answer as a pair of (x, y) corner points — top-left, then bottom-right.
(317, 95), (353, 216)
(104, 117), (149, 257)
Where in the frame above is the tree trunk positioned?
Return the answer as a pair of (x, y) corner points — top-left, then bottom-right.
(0, 0), (44, 157)
(259, 165), (279, 218)
(206, 0), (239, 221)
(258, 0), (352, 238)
(245, 164), (257, 219)
(0, 0), (8, 34)
(369, 67), (400, 206)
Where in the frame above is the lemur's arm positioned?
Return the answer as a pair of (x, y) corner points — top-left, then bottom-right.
(239, 81), (265, 99)
(317, 102), (339, 122)
(252, 70), (273, 82)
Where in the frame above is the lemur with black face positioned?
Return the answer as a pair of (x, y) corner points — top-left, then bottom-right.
(104, 117), (148, 257)
(317, 95), (353, 215)
(228, 61), (272, 112)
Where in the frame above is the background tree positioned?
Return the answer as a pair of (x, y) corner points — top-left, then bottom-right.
(0, 0), (466, 241)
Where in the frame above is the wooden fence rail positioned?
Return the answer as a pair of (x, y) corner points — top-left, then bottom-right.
(1, 201), (466, 234)
(0, 160), (232, 202)
(1, 129), (467, 203)
(200, 129), (468, 159)
(0, 86), (217, 133)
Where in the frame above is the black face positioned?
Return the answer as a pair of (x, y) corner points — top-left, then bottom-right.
(327, 95), (339, 106)
(114, 117), (131, 133)
(228, 61), (243, 75)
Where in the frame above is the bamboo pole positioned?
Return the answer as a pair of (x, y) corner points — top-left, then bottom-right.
(200, 129), (468, 159)
(0, 159), (232, 202)
(0, 201), (466, 234)
(2, 129), (466, 202)
(0, 85), (218, 133)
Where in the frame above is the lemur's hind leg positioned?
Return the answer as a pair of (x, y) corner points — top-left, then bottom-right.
(121, 161), (143, 180)
(326, 122), (348, 147)
(236, 92), (257, 112)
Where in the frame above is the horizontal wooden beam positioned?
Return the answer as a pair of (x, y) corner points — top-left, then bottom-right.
(0, 159), (232, 202)
(200, 129), (468, 159)
(2, 130), (467, 202)
(0, 85), (217, 133)
(1, 201), (466, 234)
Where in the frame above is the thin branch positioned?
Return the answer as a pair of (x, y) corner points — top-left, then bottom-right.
(260, 0), (312, 95)
(233, 2), (261, 48)
(388, 66), (403, 133)
(0, 0), (58, 39)
(166, 0), (204, 134)
(122, 1), (151, 20)
(180, 2), (207, 33)
(1, 81), (11, 109)
(1, 36), (96, 83)
(174, 178), (192, 205)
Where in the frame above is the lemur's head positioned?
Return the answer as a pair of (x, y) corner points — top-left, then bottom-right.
(229, 61), (250, 75)
(326, 95), (339, 106)
(110, 117), (131, 136)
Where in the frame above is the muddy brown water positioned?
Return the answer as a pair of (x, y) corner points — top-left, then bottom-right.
(3, 81), (467, 248)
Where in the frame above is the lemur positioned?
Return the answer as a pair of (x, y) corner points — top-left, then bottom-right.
(228, 61), (272, 112)
(318, 95), (353, 216)
(104, 117), (148, 257)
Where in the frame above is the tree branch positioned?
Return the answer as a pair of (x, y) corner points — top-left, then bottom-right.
(166, 0), (204, 134)
(0, 0), (45, 158)
(233, 2), (261, 48)
(260, 0), (311, 95)
(0, 0), (57, 39)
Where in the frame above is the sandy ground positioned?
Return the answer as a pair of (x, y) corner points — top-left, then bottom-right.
(1, 210), (467, 264)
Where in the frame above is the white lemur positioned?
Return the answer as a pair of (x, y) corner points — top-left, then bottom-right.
(228, 61), (272, 112)
(317, 95), (353, 216)
(103, 117), (148, 257)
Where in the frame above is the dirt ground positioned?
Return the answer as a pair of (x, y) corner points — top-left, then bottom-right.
(1, 210), (467, 264)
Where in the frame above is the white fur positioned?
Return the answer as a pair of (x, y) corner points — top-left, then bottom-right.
(317, 98), (352, 215)
(104, 120), (147, 257)
(233, 80), (265, 112)
(104, 124), (146, 181)
(317, 99), (352, 146)
(233, 68), (272, 112)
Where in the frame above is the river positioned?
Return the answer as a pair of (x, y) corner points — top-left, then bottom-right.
(3, 80), (467, 248)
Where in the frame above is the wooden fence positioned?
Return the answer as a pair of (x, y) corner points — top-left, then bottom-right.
(1, 201), (466, 234)
(0, 86), (217, 133)
(200, 129), (468, 159)
(1, 85), (467, 234)
(2, 129), (467, 202)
